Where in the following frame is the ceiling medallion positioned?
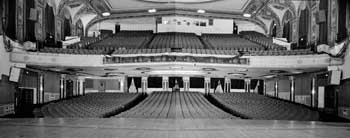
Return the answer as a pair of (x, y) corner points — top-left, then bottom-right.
(138, 0), (220, 4)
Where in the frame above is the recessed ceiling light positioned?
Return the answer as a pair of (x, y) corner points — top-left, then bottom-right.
(262, 75), (275, 78)
(106, 72), (124, 76)
(290, 69), (304, 74)
(148, 8), (157, 13)
(102, 12), (111, 17)
(235, 68), (248, 72)
(228, 73), (246, 76)
(243, 13), (251, 18)
(197, 9), (205, 13)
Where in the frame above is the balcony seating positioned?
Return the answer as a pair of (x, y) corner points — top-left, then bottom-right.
(40, 93), (142, 118)
(112, 48), (240, 55)
(115, 91), (237, 119)
(88, 31), (153, 49)
(201, 33), (264, 50)
(40, 47), (108, 55)
(147, 32), (205, 49)
(210, 93), (319, 121)
(66, 37), (103, 49)
(244, 49), (315, 56)
(240, 31), (287, 50)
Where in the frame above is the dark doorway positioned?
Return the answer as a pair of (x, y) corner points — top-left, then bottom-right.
(324, 85), (338, 114)
(115, 24), (120, 34)
(66, 80), (74, 97)
(190, 77), (204, 88)
(169, 77), (183, 88)
(15, 88), (34, 117)
(148, 77), (162, 88)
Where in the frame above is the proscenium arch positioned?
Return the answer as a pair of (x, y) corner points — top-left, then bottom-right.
(84, 12), (269, 36)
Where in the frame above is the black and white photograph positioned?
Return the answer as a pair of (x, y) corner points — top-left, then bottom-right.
(0, 0), (350, 137)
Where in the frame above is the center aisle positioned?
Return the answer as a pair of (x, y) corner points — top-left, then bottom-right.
(114, 92), (238, 119)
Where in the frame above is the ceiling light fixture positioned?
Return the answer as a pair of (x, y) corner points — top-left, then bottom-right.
(148, 8), (157, 13)
(102, 12), (111, 17)
(243, 13), (251, 18)
(197, 9), (205, 13)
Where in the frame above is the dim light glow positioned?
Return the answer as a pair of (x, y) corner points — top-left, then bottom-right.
(102, 12), (111, 17)
(243, 13), (251, 17)
(197, 9), (205, 13)
(148, 9), (157, 13)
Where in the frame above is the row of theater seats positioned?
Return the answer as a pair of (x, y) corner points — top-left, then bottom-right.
(147, 32), (205, 49)
(112, 48), (240, 55)
(89, 31), (153, 49)
(40, 93), (142, 118)
(40, 47), (108, 55)
(115, 92), (237, 119)
(39, 47), (313, 57)
(67, 37), (104, 49)
(210, 93), (319, 121)
(240, 31), (287, 50)
(243, 49), (315, 56)
(201, 34), (263, 49)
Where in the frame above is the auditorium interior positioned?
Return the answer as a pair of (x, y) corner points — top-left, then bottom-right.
(1, 0), (350, 137)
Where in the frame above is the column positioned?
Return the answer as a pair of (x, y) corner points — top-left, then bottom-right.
(124, 76), (128, 93)
(141, 76), (148, 93)
(162, 76), (169, 91)
(224, 77), (231, 93)
(263, 80), (267, 96)
(204, 77), (211, 94)
(38, 73), (44, 104)
(289, 76), (295, 102)
(244, 79), (251, 93)
(183, 76), (190, 91)
(274, 79), (278, 98)
(311, 76), (317, 108)
(78, 78), (84, 96)
(60, 74), (65, 99)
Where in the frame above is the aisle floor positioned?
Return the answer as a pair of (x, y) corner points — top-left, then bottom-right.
(0, 118), (350, 138)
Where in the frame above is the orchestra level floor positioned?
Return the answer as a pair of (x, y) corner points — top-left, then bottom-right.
(0, 118), (350, 138)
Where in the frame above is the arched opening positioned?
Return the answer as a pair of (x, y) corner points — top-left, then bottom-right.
(270, 20), (277, 37)
(298, 8), (309, 47)
(45, 4), (55, 44)
(282, 10), (293, 42)
(319, 0), (328, 44)
(63, 17), (72, 40)
(76, 20), (84, 37)
(3, 0), (17, 39)
(25, 0), (36, 42)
